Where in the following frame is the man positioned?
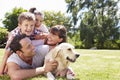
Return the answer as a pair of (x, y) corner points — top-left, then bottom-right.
(7, 34), (57, 80)
(7, 25), (75, 80)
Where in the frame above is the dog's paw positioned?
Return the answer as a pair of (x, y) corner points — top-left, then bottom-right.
(66, 68), (75, 80)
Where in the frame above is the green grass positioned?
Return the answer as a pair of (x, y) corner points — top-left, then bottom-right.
(0, 49), (120, 80)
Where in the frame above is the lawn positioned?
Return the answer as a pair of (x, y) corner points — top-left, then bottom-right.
(0, 49), (120, 80)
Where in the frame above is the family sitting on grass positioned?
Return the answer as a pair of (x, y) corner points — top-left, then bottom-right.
(0, 8), (75, 80)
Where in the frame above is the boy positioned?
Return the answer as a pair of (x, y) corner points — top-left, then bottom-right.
(0, 12), (35, 75)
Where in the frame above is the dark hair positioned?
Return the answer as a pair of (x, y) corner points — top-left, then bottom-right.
(29, 7), (36, 13)
(9, 34), (27, 53)
(29, 7), (44, 19)
(50, 25), (67, 44)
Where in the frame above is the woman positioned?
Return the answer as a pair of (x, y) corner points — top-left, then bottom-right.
(46, 25), (67, 50)
(46, 25), (75, 78)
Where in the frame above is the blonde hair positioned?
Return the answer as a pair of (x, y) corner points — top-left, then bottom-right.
(18, 12), (35, 24)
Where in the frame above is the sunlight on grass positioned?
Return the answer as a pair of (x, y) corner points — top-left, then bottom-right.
(75, 49), (120, 80)
(0, 49), (120, 80)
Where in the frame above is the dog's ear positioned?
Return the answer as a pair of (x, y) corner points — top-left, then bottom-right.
(52, 47), (62, 58)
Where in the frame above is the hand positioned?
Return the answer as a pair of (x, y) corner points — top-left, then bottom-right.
(0, 67), (3, 76)
(43, 59), (58, 73)
(0, 65), (8, 76)
(40, 32), (48, 39)
(0, 72), (3, 76)
(34, 33), (48, 40)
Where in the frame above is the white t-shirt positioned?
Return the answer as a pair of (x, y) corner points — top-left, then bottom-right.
(7, 45), (49, 69)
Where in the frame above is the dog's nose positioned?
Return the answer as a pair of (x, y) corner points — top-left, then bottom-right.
(75, 54), (80, 58)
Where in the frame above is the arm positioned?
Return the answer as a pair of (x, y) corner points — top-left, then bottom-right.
(34, 24), (49, 40)
(0, 27), (22, 76)
(7, 62), (44, 80)
(0, 34), (14, 75)
(34, 32), (48, 40)
(0, 49), (12, 75)
(7, 59), (57, 80)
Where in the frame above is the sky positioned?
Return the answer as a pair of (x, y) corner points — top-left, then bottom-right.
(0, 0), (67, 26)
(1, 0), (119, 27)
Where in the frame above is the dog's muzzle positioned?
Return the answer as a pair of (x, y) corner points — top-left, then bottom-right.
(75, 54), (80, 58)
(66, 54), (80, 62)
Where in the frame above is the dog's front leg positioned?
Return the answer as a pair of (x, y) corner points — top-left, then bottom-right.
(47, 72), (56, 80)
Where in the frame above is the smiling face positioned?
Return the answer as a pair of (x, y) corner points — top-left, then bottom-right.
(18, 12), (35, 36)
(46, 25), (67, 46)
(35, 14), (43, 28)
(19, 20), (35, 36)
(19, 37), (35, 58)
(47, 32), (63, 46)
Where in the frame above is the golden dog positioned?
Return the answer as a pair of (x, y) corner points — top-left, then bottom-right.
(45, 43), (80, 80)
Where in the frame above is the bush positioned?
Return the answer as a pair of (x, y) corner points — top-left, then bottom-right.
(104, 40), (120, 49)
(0, 27), (8, 48)
(67, 32), (82, 49)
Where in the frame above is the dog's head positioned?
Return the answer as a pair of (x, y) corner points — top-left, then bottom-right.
(54, 43), (80, 63)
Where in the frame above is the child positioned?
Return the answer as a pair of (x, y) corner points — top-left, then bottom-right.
(29, 7), (49, 46)
(0, 12), (36, 75)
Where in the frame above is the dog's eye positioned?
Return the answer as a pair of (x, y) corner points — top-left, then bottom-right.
(68, 48), (71, 51)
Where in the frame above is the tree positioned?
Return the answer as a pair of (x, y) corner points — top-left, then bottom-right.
(0, 27), (8, 48)
(2, 7), (27, 31)
(65, 0), (120, 49)
(44, 11), (71, 30)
